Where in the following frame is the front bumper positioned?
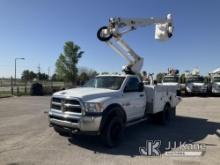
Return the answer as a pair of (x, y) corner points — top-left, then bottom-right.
(188, 87), (207, 94)
(191, 89), (207, 93)
(48, 109), (102, 133)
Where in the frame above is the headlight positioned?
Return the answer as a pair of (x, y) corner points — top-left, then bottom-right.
(85, 102), (103, 112)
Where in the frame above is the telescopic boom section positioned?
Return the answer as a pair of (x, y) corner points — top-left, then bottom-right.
(97, 14), (174, 74)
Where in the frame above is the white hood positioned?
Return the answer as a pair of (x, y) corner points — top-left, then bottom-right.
(162, 82), (178, 86)
(53, 87), (119, 101)
(192, 83), (205, 86)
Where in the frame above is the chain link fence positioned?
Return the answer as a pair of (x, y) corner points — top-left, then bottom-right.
(0, 78), (72, 97)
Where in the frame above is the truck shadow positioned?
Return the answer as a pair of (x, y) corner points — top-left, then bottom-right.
(68, 116), (220, 157)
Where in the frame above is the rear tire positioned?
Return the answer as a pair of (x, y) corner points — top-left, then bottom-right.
(170, 107), (176, 120)
(161, 104), (171, 125)
(101, 116), (125, 147)
(153, 104), (171, 125)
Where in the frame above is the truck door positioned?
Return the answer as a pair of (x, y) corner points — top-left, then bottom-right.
(122, 77), (146, 120)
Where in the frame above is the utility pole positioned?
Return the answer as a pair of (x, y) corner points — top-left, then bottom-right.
(14, 58), (25, 86)
(37, 64), (41, 73)
(37, 64), (41, 80)
(48, 67), (50, 79)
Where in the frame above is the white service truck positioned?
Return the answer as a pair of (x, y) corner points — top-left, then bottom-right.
(209, 68), (220, 95)
(185, 68), (207, 96)
(162, 68), (181, 95)
(48, 14), (181, 147)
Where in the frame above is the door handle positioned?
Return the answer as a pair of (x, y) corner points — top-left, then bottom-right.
(139, 94), (144, 97)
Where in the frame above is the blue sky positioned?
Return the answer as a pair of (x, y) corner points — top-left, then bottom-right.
(0, 0), (219, 78)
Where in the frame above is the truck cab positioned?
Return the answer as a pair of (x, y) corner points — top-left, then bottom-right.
(49, 74), (181, 147)
(162, 75), (179, 85)
(162, 69), (181, 95)
(185, 75), (207, 95)
(211, 75), (220, 94)
(162, 75), (181, 96)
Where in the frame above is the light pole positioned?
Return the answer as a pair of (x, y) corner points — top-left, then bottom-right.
(14, 57), (25, 86)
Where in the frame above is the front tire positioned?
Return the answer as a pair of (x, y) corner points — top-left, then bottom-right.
(101, 116), (125, 147)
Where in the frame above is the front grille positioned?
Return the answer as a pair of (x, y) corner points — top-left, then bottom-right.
(51, 97), (82, 113)
(193, 86), (202, 91)
(52, 97), (62, 103)
(49, 115), (78, 123)
(51, 104), (61, 110)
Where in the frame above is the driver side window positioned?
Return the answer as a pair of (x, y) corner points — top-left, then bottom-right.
(124, 77), (139, 92)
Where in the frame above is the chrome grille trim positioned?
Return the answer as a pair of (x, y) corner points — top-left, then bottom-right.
(64, 103), (81, 108)
(52, 102), (61, 106)
(51, 96), (83, 114)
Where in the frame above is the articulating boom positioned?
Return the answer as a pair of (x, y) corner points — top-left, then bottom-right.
(97, 14), (173, 74)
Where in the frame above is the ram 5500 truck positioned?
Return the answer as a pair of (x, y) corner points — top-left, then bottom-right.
(185, 68), (207, 96)
(48, 74), (181, 147)
(185, 75), (207, 96)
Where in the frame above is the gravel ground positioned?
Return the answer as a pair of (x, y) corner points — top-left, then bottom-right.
(0, 96), (219, 165)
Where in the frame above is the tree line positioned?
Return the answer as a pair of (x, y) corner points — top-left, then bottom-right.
(22, 40), (211, 86)
(21, 41), (97, 85)
(21, 70), (49, 81)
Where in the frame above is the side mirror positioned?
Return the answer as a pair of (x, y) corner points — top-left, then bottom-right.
(138, 82), (144, 92)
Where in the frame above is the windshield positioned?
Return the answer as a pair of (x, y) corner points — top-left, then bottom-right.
(213, 77), (220, 82)
(186, 76), (204, 83)
(83, 76), (125, 90)
(163, 76), (179, 83)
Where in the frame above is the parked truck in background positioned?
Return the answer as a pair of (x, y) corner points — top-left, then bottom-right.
(209, 67), (220, 95)
(185, 68), (208, 96)
(162, 68), (181, 95)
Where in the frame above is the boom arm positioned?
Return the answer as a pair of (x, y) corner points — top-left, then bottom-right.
(97, 14), (173, 74)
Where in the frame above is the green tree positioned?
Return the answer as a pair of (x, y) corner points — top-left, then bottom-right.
(51, 74), (57, 81)
(87, 70), (98, 79)
(101, 72), (109, 75)
(180, 74), (186, 84)
(78, 72), (89, 85)
(204, 76), (210, 83)
(38, 73), (49, 80)
(21, 70), (37, 82)
(56, 41), (84, 85)
(78, 67), (98, 79)
(156, 73), (164, 83)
